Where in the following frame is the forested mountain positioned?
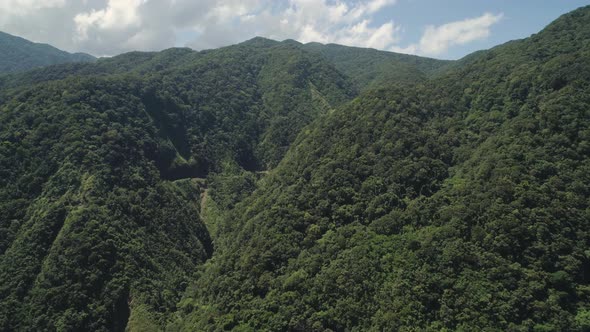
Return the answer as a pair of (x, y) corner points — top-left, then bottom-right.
(0, 31), (95, 74)
(301, 42), (451, 90)
(174, 7), (590, 331)
(0, 38), (358, 330)
(0, 5), (589, 332)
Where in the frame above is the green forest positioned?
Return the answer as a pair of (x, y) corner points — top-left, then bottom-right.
(0, 5), (589, 332)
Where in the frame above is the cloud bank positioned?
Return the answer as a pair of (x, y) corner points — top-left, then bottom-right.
(0, 0), (502, 58)
(394, 12), (504, 56)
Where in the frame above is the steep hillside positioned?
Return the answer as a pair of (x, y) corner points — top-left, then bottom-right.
(175, 6), (590, 331)
(1, 6), (589, 332)
(0, 31), (95, 74)
(0, 40), (355, 331)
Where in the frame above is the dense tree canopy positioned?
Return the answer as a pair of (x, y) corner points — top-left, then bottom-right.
(175, 7), (590, 331)
(0, 35), (358, 331)
(0, 5), (589, 332)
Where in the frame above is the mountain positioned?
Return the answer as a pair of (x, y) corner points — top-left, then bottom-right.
(0, 31), (95, 74)
(173, 6), (590, 331)
(301, 41), (451, 90)
(0, 6), (589, 332)
(0, 37), (357, 331)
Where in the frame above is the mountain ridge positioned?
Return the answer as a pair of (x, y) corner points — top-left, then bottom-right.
(0, 31), (95, 74)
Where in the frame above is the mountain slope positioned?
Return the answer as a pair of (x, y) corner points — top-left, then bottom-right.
(0, 37), (450, 97)
(0, 77), (214, 331)
(0, 6), (589, 332)
(0, 31), (95, 74)
(175, 6), (590, 331)
(0, 39), (357, 331)
(301, 42), (451, 90)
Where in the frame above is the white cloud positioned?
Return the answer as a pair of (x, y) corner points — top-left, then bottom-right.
(0, 0), (501, 58)
(325, 20), (401, 50)
(0, 0), (65, 16)
(74, 0), (146, 40)
(366, 0), (396, 13)
(187, 0), (401, 51)
(399, 12), (503, 56)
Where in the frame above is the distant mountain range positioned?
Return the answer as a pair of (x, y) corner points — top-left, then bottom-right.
(0, 31), (95, 74)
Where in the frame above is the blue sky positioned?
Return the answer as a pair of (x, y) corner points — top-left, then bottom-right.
(382, 0), (590, 59)
(0, 0), (587, 58)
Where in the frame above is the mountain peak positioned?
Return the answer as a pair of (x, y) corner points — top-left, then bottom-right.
(0, 30), (95, 74)
(240, 36), (279, 47)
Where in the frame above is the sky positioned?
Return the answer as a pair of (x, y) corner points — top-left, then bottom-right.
(0, 0), (587, 59)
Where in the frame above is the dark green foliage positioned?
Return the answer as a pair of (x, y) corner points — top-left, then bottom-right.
(0, 78), (212, 330)
(2, 38), (356, 170)
(0, 37), (356, 330)
(1, 6), (590, 332)
(0, 31), (95, 74)
(175, 6), (590, 331)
